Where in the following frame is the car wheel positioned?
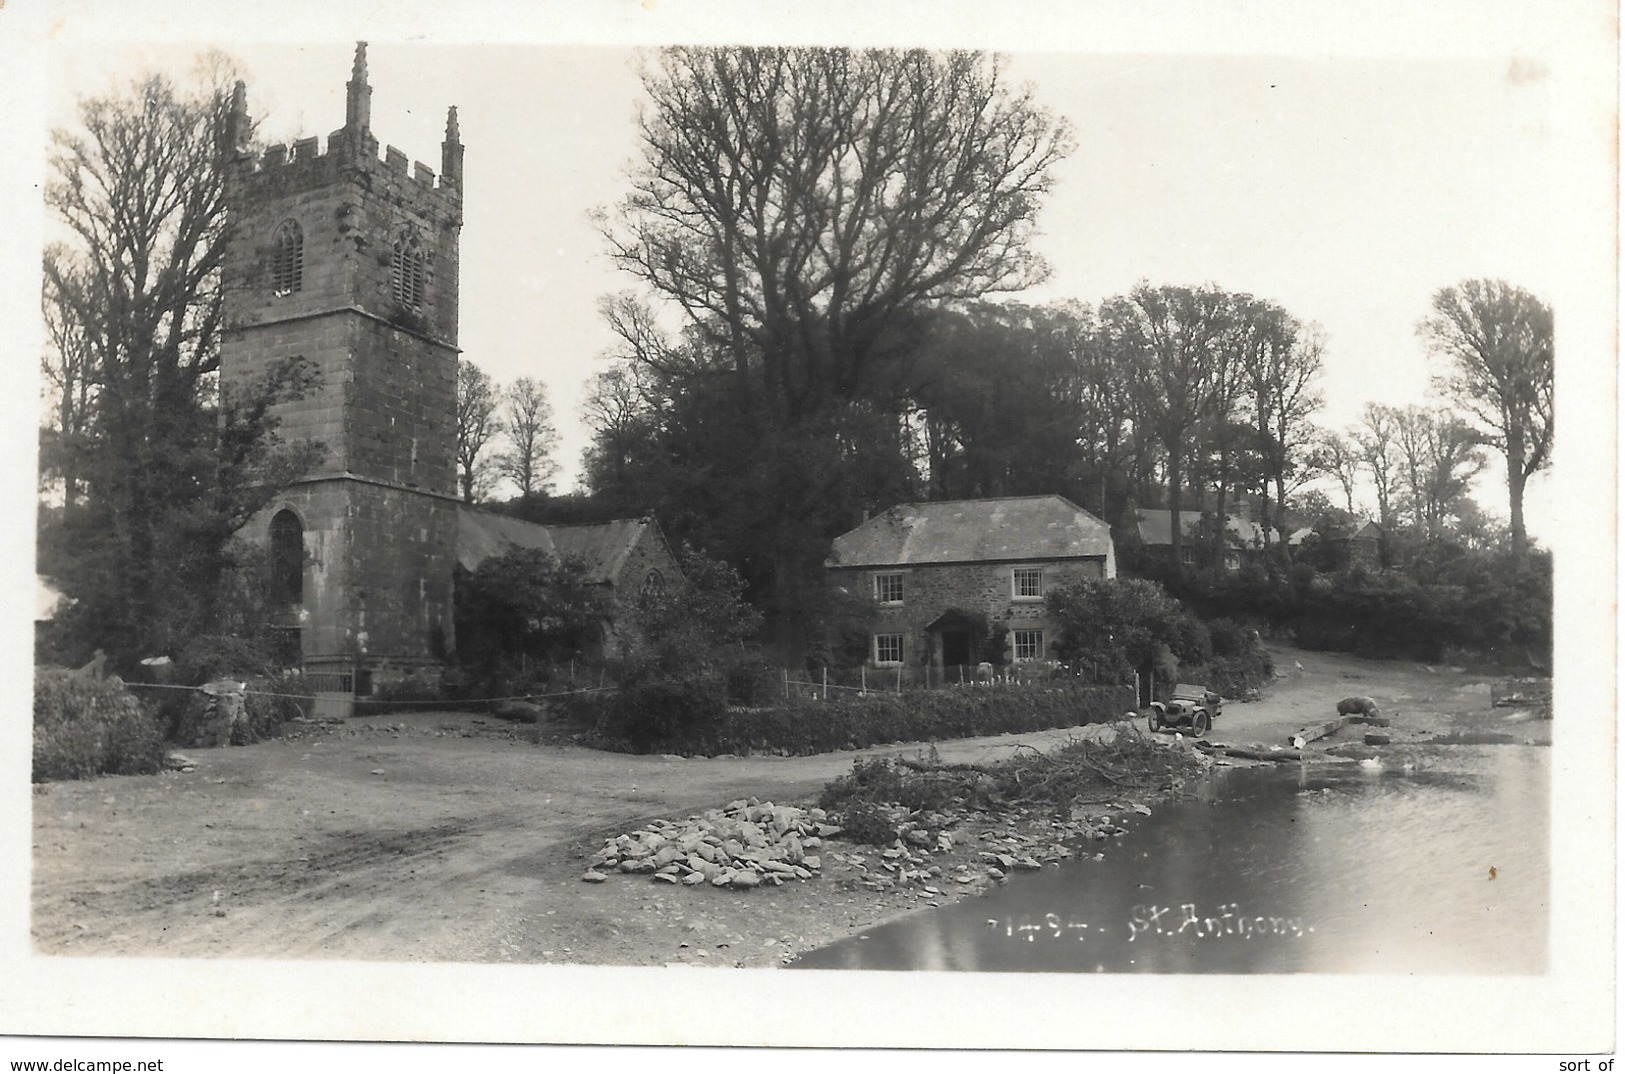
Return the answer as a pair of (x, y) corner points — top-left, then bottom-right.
(1147, 709), (1161, 733)
(1192, 709), (1211, 737)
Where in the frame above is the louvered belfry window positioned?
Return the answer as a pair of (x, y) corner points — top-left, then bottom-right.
(271, 220), (303, 296)
(391, 234), (426, 309)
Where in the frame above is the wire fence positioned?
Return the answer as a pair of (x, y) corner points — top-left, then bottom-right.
(117, 659), (1136, 715)
(780, 662), (1137, 701)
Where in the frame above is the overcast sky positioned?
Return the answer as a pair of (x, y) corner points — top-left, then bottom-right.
(24, 4), (1613, 539)
(0, 0), (1617, 1052)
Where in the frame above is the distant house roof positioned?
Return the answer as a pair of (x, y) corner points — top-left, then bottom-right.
(827, 495), (1115, 568)
(456, 507), (663, 585)
(1287, 518), (1382, 546)
(1135, 509), (1279, 549)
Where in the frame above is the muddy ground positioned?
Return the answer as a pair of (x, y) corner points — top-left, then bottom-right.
(30, 646), (1548, 967)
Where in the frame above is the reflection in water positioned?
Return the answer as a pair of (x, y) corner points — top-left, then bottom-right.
(790, 748), (1547, 974)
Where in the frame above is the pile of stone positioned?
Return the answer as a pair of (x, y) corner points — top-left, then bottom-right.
(825, 804), (1142, 893)
(191, 681), (248, 747)
(582, 799), (839, 889)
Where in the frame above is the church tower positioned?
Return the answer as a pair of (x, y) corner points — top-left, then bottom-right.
(219, 44), (464, 691)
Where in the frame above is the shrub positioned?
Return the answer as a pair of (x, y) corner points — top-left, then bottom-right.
(725, 657), (781, 707)
(1187, 650), (1275, 698)
(818, 753), (962, 814)
(1206, 617), (1255, 658)
(174, 634), (277, 684)
(587, 669), (730, 751)
(839, 802), (904, 846)
(33, 668), (164, 782)
(244, 672), (315, 737)
(578, 680), (1135, 756)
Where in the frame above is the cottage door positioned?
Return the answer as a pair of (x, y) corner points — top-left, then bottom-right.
(941, 629), (972, 668)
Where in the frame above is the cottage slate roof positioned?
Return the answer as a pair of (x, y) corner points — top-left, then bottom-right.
(1135, 509), (1280, 549)
(455, 507), (654, 585)
(1286, 518), (1382, 546)
(827, 495), (1114, 568)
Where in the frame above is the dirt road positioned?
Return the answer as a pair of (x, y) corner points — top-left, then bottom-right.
(30, 646), (1543, 967)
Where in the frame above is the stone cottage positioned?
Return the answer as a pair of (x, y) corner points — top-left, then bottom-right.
(826, 495), (1117, 670)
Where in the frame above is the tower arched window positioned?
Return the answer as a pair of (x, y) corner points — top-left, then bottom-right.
(269, 509), (305, 606)
(638, 570), (666, 605)
(391, 233), (427, 310)
(271, 220), (303, 296)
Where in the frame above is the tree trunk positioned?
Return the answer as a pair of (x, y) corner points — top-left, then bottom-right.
(1507, 430), (1528, 563)
(1166, 443), (1184, 575)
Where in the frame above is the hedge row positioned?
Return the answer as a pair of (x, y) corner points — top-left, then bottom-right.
(1179, 649), (1276, 699)
(34, 668), (165, 782)
(580, 681), (1138, 757)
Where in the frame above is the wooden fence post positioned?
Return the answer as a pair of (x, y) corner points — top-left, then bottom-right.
(822, 666), (828, 701)
(783, 668), (790, 700)
(860, 665), (866, 694)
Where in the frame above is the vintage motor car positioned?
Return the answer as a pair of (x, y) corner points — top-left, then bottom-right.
(1146, 682), (1223, 736)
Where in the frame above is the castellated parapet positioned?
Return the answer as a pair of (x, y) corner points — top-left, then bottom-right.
(219, 42), (463, 681)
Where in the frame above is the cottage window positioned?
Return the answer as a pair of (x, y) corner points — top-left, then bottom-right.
(874, 634), (904, 666)
(391, 234), (427, 309)
(271, 220), (303, 296)
(1012, 566), (1043, 601)
(1013, 629), (1044, 662)
(874, 572), (904, 605)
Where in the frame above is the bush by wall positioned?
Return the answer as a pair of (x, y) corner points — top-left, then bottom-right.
(244, 672), (314, 736)
(576, 680), (1136, 757)
(1183, 649), (1275, 698)
(34, 668), (165, 782)
(583, 669), (731, 751)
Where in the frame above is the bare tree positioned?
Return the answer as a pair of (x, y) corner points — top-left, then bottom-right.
(498, 376), (559, 500)
(1355, 403), (1403, 531)
(1308, 429), (1363, 517)
(602, 47), (1073, 651)
(455, 359), (503, 504)
(1246, 316), (1324, 548)
(40, 246), (97, 505)
(40, 64), (320, 664)
(1420, 279), (1553, 561)
(581, 364), (654, 505)
(1394, 406), (1487, 543)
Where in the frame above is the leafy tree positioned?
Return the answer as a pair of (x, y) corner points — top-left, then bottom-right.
(906, 302), (1088, 502)
(1420, 279), (1553, 562)
(497, 376), (559, 501)
(1100, 283), (1235, 571)
(1045, 576), (1212, 684)
(39, 64), (320, 670)
(455, 550), (607, 669)
(600, 46), (1073, 655)
(454, 359), (503, 503)
(621, 544), (764, 677)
